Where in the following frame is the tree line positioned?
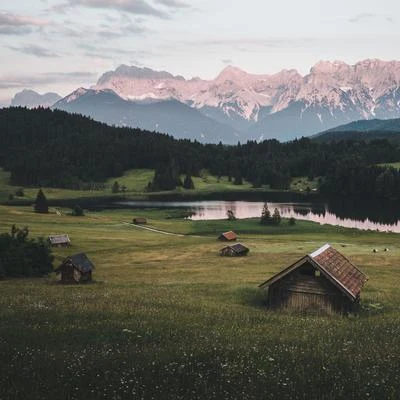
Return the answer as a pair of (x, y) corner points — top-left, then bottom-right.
(1, 107), (400, 200)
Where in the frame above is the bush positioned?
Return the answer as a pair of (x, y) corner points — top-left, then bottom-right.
(15, 188), (24, 197)
(0, 225), (53, 278)
(71, 204), (84, 216)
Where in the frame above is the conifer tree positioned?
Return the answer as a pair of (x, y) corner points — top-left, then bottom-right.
(183, 175), (195, 189)
(260, 203), (272, 225)
(34, 189), (48, 214)
(272, 208), (282, 225)
(112, 181), (120, 193)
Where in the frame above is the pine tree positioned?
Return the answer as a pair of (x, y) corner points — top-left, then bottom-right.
(34, 189), (48, 214)
(227, 209), (236, 221)
(233, 172), (243, 185)
(72, 204), (84, 216)
(183, 175), (195, 189)
(111, 181), (120, 193)
(260, 203), (271, 225)
(272, 208), (281, 225)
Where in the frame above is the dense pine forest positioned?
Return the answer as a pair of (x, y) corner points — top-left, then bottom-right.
(1, 107), (400, 200)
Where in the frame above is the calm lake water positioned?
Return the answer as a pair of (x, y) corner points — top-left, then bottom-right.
(117, 198), (400, 233)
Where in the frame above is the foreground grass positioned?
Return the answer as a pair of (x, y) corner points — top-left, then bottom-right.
(0, 206), (399, 399)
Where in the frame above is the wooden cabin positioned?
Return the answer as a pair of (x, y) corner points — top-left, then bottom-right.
(259, 244), (368, 314)
(56, 253), (94, 284)
(133, 217), (147, 225)
(218, 231), (237, 241)
(48, 234), (71, 247)
(220, 243), (249, 257)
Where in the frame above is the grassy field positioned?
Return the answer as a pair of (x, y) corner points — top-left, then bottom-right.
(0, 167), (316, 205)
(0, 205), (400, 399)
(377, 162), (400, 170)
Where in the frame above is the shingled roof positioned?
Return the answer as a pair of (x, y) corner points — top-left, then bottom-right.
(68, 253), (94, 273)
(310, 244), (368, 299)
(260, 244), (368, 300)
(222, 243), (249, 255)
(219, 231), (237, 241)
(48, 234), (70, 245)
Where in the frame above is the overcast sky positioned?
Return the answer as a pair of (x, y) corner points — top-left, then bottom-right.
(1, 0), (400, 105)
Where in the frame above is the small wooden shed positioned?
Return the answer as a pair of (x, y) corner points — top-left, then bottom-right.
(48, 234), (71, 247)
(220, 243), (249, 257)
(133, 217), (147, 225)
(56, 253), (94, 284)
(218, 231), (237, 241)
(259, 244), (368, 314)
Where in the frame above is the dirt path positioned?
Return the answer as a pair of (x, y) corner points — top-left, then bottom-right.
(122, 222), (187, 237)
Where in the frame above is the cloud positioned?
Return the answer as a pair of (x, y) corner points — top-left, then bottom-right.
(155, 0), (190, 8)
(0, 11), (49, 35)
(348, 13), (394, 23)
(7, 44), (60, 58)
(55, 0), (169, 18)
(0, 71), (97, 89)
(222, 59), (233, 65)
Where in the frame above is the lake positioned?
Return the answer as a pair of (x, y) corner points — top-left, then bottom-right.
(117, 197), (400, 233)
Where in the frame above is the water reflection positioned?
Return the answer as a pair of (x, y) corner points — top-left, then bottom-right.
(117, 199), (400, 233)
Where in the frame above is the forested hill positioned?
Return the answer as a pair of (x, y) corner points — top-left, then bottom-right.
(2, 107), (400, 200)
(314, 118), (400, 143)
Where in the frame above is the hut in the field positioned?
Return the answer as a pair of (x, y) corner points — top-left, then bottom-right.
(133, 217), (147, 225)
(56, 253), (94, 284)
(48, 234), (71, 247)
(220, 243), (249, 257)
(218, 231), (237, 241)
(259, 244), (368, 314)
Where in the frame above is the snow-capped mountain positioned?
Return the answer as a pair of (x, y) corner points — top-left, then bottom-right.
(11, 89), (61, 108)
(93, 60), (400, 140)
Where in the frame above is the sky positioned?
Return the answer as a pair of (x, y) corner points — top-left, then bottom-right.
(1, 0), (400, 105)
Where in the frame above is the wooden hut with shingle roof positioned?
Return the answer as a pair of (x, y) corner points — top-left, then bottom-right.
(220, 243), (249, 257)
(56, 253), (94, 284)
(259, 244), (368, 314)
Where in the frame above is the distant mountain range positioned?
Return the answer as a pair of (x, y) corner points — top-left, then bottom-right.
(11, 59), (400, 143)
(11, 89), (61, 108)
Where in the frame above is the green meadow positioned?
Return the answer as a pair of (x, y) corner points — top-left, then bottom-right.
(1, 204), (400, 399)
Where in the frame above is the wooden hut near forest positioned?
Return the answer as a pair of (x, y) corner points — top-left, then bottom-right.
(48, 234), (71, 247)
(220, 243), (249, 257)
(133, 217), (147, 225)
(218, 231), (237, 241)
(259, 244), (368, 314)
(56, 253), (94, 284)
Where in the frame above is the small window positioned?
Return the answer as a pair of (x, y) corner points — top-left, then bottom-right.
(315, 270), (321, 277)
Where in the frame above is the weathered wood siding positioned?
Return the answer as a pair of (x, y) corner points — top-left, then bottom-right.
(268, 262), (353, 314)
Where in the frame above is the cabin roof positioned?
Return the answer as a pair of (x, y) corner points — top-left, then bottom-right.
(259, 244), (368, 300)
(220, 231), (237, 240)
(48, 234), (70, 244)
(222, 243), (249, 254)
(64, 253), (94, 273)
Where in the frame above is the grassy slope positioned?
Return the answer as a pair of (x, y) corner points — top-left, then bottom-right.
(0, 206), (399, 399)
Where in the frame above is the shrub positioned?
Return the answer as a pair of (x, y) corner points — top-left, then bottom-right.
(72, 204), (84, 216)
(0, 225), (53, 278)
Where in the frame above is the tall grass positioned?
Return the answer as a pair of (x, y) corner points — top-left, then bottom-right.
(0, 205), (399, 399)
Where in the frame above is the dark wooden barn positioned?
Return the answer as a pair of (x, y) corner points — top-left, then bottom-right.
(48, 234), (71, 247)
(220, 243), (249, 257)
(218, 231), (237, 241)
(133, 217), (147, 225)
(56, 253), (94, 284)
(259, 244), (368, 314)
